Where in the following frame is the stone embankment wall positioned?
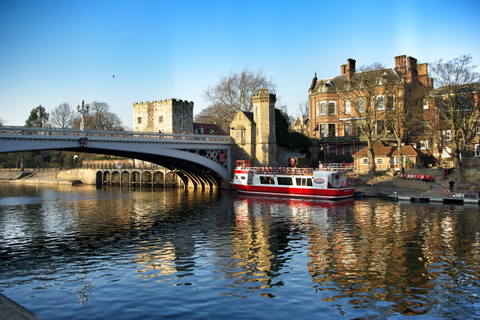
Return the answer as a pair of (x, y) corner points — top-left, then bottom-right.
(56, 169), (97, 184)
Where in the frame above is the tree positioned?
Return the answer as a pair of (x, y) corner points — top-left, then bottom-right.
(25, 105), (48, 127)
(388, 77), (428, 176)
(336, 63), (397, 177)
(275, 108), (312, 149)
(50, 103), (76, 129)
(201, 67), (276, 133)
(298, 100), (309, 119)
(0, 117), (5, 126)
(430, 54), (480, 183)
(75, 101), (124, 131)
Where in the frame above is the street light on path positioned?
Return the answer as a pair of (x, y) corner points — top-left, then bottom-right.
(77, 100), (89, 132)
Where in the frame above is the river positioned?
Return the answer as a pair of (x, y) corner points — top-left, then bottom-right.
(0, 184), (480, 319)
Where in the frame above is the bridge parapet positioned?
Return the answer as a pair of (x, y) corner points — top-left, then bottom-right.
(0, 126), (232, 144)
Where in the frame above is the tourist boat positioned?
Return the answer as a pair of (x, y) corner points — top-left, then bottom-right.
(231, 160), (355, 200)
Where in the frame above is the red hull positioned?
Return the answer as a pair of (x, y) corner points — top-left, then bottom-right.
(231, 182), (355, 200)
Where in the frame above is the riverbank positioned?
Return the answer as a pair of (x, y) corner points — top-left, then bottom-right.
(1, 168), (473, 198)
(0, 170), (81, 185)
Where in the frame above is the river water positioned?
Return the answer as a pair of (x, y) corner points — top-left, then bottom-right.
(1, 184), (480, 319)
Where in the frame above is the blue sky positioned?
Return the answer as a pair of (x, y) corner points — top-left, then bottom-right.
(1, 0), (479, 128)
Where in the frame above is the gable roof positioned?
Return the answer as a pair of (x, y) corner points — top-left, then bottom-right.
(352, 140), (417, 158)
(311, 67), (401, 92)
(193, 123), (226, 135)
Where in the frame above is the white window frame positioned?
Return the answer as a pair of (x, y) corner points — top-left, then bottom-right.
(375, 95), (385, 111)
(423, 99), (429, 110)
(476, 124), (480, 135)
(357, 98), (365, 113)
(320, 124), (327, 137)
(319, 102), (326, 116)
(344, 100), (351, 115)
(344, 122), (352, 136)
(476, 144), (480, 157)
(376, 158), (383, 165)
(443, 130), (452, 141)
(362, 158), (369, 165)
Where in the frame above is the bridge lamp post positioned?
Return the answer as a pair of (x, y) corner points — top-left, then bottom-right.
(76, 100), (89, 133)
(36, 109), (49, 128)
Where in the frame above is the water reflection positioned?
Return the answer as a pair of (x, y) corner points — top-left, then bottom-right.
(1, 184), (480, 319)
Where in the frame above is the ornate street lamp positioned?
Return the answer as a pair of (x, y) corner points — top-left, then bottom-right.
(76, 100), (89, 132)
(37, 109), (49, 128)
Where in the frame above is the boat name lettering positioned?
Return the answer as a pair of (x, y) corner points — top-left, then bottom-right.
(314, 178), (325, 184)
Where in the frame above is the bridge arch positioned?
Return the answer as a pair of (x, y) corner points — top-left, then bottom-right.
(0, 127), (233, 189)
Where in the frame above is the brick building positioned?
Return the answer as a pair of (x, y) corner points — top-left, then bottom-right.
(308, 55), (433, 169)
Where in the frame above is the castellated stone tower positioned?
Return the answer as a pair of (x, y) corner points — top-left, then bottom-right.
(252, 89), (277, 166)
(133, 99), (194, 134)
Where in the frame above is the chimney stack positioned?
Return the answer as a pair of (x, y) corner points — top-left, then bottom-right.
(346, 58), (356, 80)
(341, 64), (346, 75)
(395, 55), (407, 75)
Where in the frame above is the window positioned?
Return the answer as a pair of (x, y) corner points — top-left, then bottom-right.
(236, 129), (245, 143)
(422, 121), (429, 134)
(277, 177), (293, 186)
(362, 158), (369, 165)
(260, 176), (275, 185)
(320, 102), (326, 115)
(328, 102), (336, 115)
(376, 158), (383, 165)
(159, 116), (163, 123)
(357, 99), (365, 113)
(344, 145), (352, 155)
(375, 95), (385, 111)
(420, 140), (428, 150)
(320, 124), (327, 137)
(423, 100), (429, 109)
(477, 125), (480, 135)
(137, 117), (142, 124)
(476, 144), (480, 157)
(344, 100), (351, 115)
(386, 95), (394, 110)
(344, 123), (352, 136)
(328, 123), (336, 137)
(376, 120), (385, 135)
(296, 178), (313, 186)
(443, 130), (452, 141)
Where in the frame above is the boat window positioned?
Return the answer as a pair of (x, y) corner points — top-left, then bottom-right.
(296, 178), (313, 186)
(277, 177), (293, 186)
(260, 176), (275, 185)
(240, 175), (246, 180)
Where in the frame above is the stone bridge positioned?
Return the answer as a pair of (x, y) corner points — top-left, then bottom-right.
(0, 126), (233, 189)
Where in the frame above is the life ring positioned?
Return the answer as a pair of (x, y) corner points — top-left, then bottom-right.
(445, 189), (450, 195)
(290, 158), (295, 165)
(319, 164), (324, 169)
(264, 168), (269, 174)
(255, 168), (260, 173)
(341, 181), (345, 187)
(303, 169), (308, 175)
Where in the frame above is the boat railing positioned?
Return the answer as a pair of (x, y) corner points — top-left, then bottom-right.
(236, 163), (354, 175)
(317, 163), (354, 172)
